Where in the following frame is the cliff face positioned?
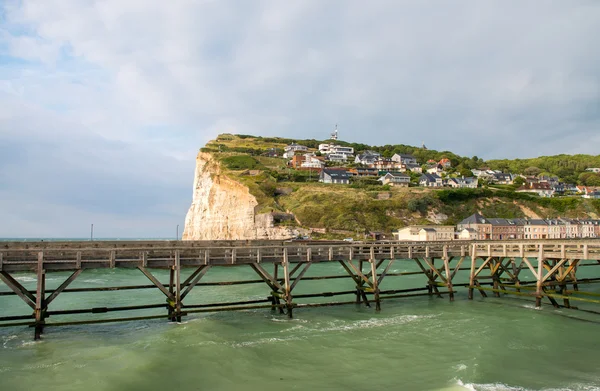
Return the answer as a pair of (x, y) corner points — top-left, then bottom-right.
(182, 152), (299, 240)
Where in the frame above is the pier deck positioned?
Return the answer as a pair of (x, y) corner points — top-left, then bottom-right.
(1, 239), (600, 339)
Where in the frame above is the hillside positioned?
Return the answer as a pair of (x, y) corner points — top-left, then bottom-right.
(184, 134), (600, 240)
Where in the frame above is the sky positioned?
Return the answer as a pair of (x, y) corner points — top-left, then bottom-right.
(0, 1), (599, 238)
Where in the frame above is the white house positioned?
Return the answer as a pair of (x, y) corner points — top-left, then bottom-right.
(300, 153), (325, 169)
(378, 172), (410, 187)
(419, 173), (443, 187)
(516, 182), (555, 197)
(446, 177), (478, 189)
(585, 168), (600, 173)
(354, 151), (381, 165)
(283, 142), (309, 158)
(426, 164), (444, 175)
(393, 226), (456, 241)
(391, 153), (417, 165)
(320, 169), (351, 184)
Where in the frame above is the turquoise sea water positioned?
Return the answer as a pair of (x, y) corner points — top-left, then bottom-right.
(1, 248), (600, 391)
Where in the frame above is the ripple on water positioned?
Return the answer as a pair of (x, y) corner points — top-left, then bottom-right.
(455, 379), (600, 391)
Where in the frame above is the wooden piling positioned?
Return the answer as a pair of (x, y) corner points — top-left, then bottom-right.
(34, 252), (45, 340)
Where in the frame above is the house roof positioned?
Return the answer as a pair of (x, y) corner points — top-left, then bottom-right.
(459, 213), (488, 225)
(322, 168), (350, 179)
(420, 228), (437, 233)
(420, 173), (441, 181)
(517, 182), (552, 191)
(393, 153), (416, 159)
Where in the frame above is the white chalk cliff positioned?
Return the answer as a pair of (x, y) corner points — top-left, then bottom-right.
(182, 152), (299, 240)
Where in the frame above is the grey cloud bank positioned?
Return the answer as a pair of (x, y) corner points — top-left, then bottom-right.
(0, 0), (599, 237)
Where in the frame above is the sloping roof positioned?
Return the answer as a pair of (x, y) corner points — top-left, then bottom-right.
(322, 168), (350, 179)
(459, 213), (487, 225)
(420, 173), (441, 181)
(420, 228), (437, 233)
(526, 219), (548, 225)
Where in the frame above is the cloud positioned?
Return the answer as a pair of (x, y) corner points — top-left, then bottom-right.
(0, 0), (599, 236)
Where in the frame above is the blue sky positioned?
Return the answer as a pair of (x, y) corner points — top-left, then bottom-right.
(0, 0), (599, 237)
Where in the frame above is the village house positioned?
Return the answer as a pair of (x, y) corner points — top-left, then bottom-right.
(457, 213), (492, 240)
(457, 213), (600, 240)
(487, 218), (526, 240)
(318, 144), (354, 157)
(393, 225), (456, 241)
(446, 176), (478, 189)
(426, 164), (444, 175)
(457, 228), (478, 240)
(523, 219), (548, 239)
(583, 191), (600, 199)
(405, 163), (423, 173)
(560, 218), (581, 239)
(354, 151), (381, 165)
(491, 173), (514, 184)
(347, 167), (379, 177)
(300, 153), (325, 169)
(516, 182), (555, 197)
(319, 168), (351, 184)
(585, 168), (600, 173)
(378, 172), (410, 187)
(391, 153), (417, 165)
(438, 158), (452, 168)
(419, 173), (443, 187)
(283, 142), (309, 158)
(369, 158), (403, 171)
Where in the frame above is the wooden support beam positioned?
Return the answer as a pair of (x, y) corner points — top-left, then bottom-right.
(290, 263), (311, 292)
(521, 257), (537, 278)
(34, 252), (45, 340)
(413, 258), (442, 298)
(0, 272), (36, 310)
(542, 259), (568, 283)
(180, 266), (211, 300)
(422, 257), (447, 283)
(377, 259), (395, 286)
(250, 263), (284, 292)
(535, 250), (544, 307)
(175, 250), (182, 321)
(45, 269), (83, 306)
(443, 257), (454, 301)
(137, 266), (175, 301)
(345, 260), (374, 288)
(283, 249), (293, 318)
(469, 244), (476, 300)
(370, 259), (380, 311)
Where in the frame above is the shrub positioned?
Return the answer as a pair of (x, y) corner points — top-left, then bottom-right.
(221, 155), (261, 170)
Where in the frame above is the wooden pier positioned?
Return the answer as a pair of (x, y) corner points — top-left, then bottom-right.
(1, 239), (600, 339)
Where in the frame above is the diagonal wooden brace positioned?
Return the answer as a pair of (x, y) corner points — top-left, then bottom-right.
(45, 269), (83, 306)
(0, 271), (36, 310)
(181, 266), (211, 300)
(137, 266), (175, 301)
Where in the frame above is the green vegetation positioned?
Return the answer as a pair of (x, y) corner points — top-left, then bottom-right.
(221, 155), (262, 170)
(487, 155), (600, 184)
(200, 134), (600, 236)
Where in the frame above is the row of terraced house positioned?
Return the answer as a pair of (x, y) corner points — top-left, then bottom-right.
(393, 213), (600, 241)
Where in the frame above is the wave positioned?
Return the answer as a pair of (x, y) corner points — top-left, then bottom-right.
(455, 379), (600, 391)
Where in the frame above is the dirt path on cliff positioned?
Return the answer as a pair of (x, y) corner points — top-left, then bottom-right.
(514, 201), (541, 219)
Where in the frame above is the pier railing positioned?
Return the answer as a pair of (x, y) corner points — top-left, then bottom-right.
(1, 239), (600, 339)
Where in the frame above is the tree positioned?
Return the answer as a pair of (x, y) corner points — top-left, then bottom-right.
(458, 167), (474, 177)
(513, 176), (526, 186)
(524, 166), (542, 176)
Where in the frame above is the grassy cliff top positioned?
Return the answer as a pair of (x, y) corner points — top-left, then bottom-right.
(198, 134), (600, 239)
